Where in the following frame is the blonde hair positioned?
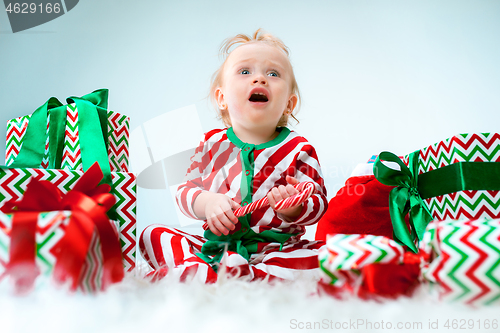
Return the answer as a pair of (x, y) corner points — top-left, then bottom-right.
(210, 29), (300, 128)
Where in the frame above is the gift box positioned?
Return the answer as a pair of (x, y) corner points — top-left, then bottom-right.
(0, 211), (120, 292)
(0, 167), (136, 272)
(404, 133), (500, 221)
(421, 218), (500, 306)
(5, 89), (130, 172)
(374, 133), (500, 252)
(0, 164), (125, 293)
(318, 234), (406, 290)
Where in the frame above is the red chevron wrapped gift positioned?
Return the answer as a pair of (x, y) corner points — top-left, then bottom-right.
(318, 234), (421, 298)
(0, 211), (116, 293)
(0, 163), (124, 293)
(420, 218), (500, 306)
(374, 133), (500, 253)
(401, 133), (500, 221)
(0, 167), (136, 272)
(5, 89), (129, 172)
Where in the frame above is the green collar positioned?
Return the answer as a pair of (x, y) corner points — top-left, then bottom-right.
(226, 127), (290, 150)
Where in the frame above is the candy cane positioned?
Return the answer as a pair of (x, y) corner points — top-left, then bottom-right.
(234, 181), (316, 217)
(202, 182), (317, 230)
(233, 197), (269, 217)
(274, 181), (315, 211)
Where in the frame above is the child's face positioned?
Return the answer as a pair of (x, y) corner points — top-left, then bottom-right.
(216, 43), (297, 131)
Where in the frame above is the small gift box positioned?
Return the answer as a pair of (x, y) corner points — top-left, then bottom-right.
(318, 234), (407, 292)
(0, 163), (124, 293)
(374, 133), (500, 252)
(5, 89), (129, 172)
(421, 218), (500, 306)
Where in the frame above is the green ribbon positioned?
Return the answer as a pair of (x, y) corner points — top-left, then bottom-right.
(4, 89), (115, 218)
(373, 151), (433, 253)
(196, 228), (295, 272)
(374, 150), (500, 253)
(8, 89), (111, 184)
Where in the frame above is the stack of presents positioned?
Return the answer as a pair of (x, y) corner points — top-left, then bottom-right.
(317, 133), (500, 306)
(0, 89), (136, 293)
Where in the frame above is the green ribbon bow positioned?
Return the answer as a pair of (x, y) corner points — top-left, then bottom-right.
(3, 89), (115, 217)
(373, 151), (433, 253)
(197, 227), (296, 272)
(374, 150), (500, 253)
(8, 89), (111, 183)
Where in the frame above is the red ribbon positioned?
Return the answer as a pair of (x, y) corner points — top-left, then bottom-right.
(1, 162), (124, 292)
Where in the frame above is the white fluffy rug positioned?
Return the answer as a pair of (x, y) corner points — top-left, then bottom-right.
(0, 263), (498, 333)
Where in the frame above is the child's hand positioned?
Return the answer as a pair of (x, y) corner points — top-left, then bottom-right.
(267, 176), (303, 221)
(203, 193), (241, 236)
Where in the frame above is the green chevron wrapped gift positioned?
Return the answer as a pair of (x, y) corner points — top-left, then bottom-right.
(374, 133), (500, 252)
(0, 211), (121, 293)
(5, 89), (129, 173)
(318, 234), (406, 289)
(420, 218), (500, 306)
(0, 167), (137, 272)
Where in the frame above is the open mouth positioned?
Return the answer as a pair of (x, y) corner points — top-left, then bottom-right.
(249, 92), (269, 103)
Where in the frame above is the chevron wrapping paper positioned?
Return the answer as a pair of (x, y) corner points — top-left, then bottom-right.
(107, 110), (129, 172)
(0, 167), (137, 272)
(0, 210), (120, 292)
(41, 116), (50, 169)
(5, 105), (130, 172)
(402, 133), (500, 221)
(5, 115), (30, 167)
(318, 218), (500, 305)
(421, 218), (500, 306)
(61, 104), (83, 170)
(318, 234), (405, 288)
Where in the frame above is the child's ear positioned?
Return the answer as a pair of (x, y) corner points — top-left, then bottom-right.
(286, 94), (298, 112)
(215, 87), (226, 109)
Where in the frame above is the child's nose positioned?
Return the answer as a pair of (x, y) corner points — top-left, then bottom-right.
(253, 74), (267, 85)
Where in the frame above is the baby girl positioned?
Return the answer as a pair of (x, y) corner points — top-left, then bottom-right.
(140, 29), (328, 283)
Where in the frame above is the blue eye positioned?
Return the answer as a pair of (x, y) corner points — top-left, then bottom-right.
(240, 69), (250, 75)
(268, 71), (279, 77)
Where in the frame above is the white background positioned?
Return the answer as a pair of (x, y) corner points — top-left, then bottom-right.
(1, 0), (499, 239)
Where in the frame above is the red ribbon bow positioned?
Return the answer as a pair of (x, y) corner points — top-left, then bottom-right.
(1, 162), (124, 293)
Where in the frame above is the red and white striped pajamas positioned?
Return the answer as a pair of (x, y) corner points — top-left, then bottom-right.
(140, 127), (328, 283)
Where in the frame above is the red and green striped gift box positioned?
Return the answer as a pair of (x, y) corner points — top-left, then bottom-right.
(318, 234), (405, 289)
(402, 133), (500, 221)
(374, 133), (500, 253)
(0, 211), (120, 292)
(0, 167), (136, 272)
(421, 218), (500, 306)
